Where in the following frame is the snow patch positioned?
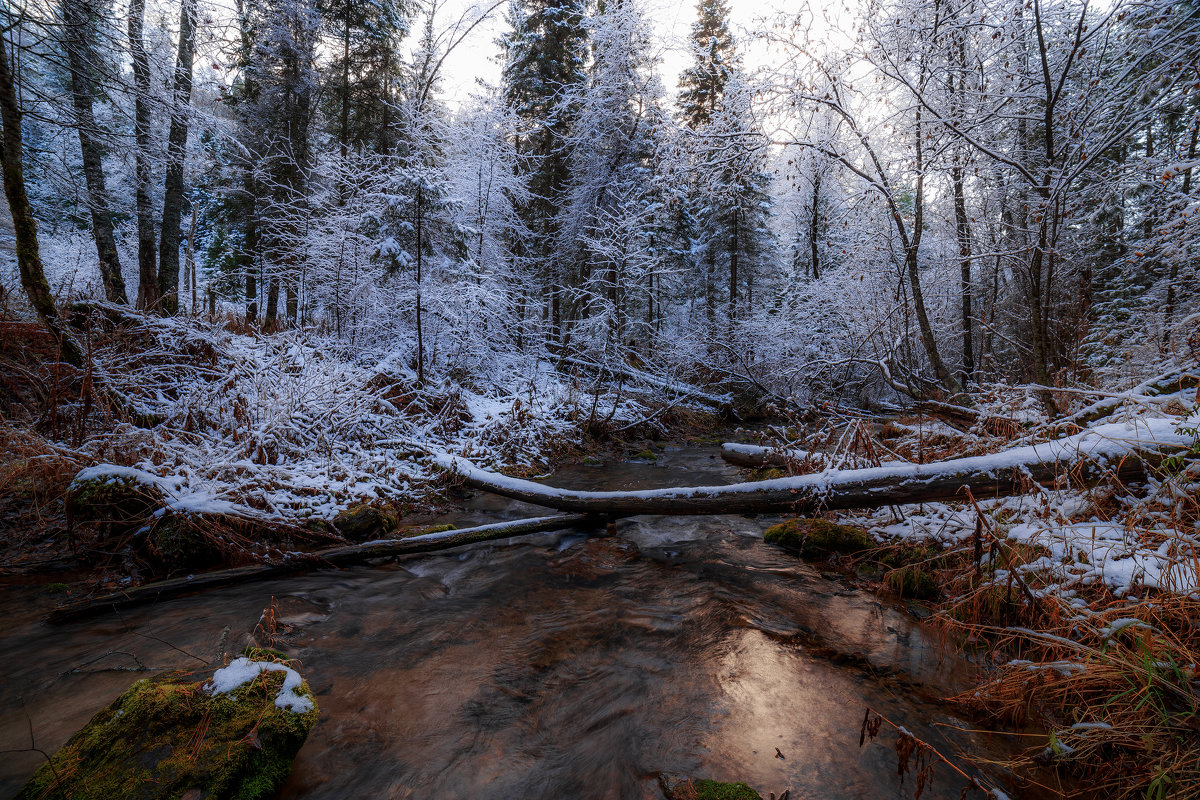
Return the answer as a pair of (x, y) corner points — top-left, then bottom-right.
(205, 657), (314, 714)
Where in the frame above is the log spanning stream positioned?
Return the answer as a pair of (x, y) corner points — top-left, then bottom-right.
(0, 445), (1036, 799)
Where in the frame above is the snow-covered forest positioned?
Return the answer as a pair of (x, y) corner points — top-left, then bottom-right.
(2, 0), (1200, 797)
(2, 0), (1196, 508)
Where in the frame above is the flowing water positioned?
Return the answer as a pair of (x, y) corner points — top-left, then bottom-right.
(0, 445), (1031, 799)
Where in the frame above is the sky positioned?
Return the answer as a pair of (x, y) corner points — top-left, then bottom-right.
(433, 0), (807, 108)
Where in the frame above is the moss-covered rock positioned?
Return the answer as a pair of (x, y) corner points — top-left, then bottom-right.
(633, 449), (658, 461)
(763, 518), (870, 557)
(332, 503), (398, 542)
(16, 654), (318, 800)
(877, 542), (944, 600)
(885, 566), (940, 600)
(658, 774), (763, 800)
(141, 512), (227, 574)
(65, 466), (165, 534)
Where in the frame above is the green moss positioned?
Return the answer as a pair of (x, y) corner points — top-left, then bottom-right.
(691, 779), (763, 800)
(763, 518), (870, 557)
(633, 449), (658, 461)
(16, 659), (318, 800)
(748, 466), (785, 481)
(885, 566), (940, 599)
(65, 471), (164, 531)
(333, 503), (399, 542)
(145, 514), (224, 573)
(419, 523), (456, 535)
(659, 775), (763, 800)
(43, 582), (72, 594)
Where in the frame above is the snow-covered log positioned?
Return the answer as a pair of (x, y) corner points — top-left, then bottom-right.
(47, 514), (593, 623)
(720, 442), (811, 469)
(439, 420), (1193, 517)
(1065, 370), (1198, 428)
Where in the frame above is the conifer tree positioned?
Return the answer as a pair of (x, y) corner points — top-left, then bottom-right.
(677, 0), (734, 129)
(501, 0), (588, 343)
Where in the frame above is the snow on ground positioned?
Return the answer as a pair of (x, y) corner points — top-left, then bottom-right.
(836, 404), (1200, 600)
(68, 309), (716, 522)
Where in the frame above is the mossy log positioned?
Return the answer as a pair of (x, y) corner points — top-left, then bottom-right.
(438, 422), (1186, 517)
(15, 653), (317, 800)
(48, 514), (594, 624)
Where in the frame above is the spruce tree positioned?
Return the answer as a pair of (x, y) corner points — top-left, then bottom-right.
(318, 0), (412, 156)
(501, 0), (588, 343)
(677, 0), (734, 130)
(676, 0), (770, 321)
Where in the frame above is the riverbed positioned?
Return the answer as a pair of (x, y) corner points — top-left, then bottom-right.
(0, 445), (1031, 799)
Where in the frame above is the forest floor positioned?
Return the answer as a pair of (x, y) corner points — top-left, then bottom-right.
(3, 304), (1199, 799)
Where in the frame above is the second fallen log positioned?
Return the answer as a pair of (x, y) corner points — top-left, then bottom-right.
(439, 420), (1190, 517)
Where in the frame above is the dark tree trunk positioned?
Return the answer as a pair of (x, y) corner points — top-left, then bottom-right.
(0, 34), (83, 365)
(728, 208), (739, 316)
(339, 16), (350, 158)
(415, 186), (425, 384)
(952, 163), (974, 386)
(128, 0), (157, 310)
(47, 514), (595, 623)
(906, 108), (962, 398)
(62, 0), (127, 304)
(157, 0), (197, 315)
(285, 279), (297, 323)
(808, 171), (821, 280)
(264, 276), (279, 329)
(1164, 124), (1197, 349)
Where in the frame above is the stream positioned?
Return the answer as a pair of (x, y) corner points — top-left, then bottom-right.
(0, 444), (1032, 799)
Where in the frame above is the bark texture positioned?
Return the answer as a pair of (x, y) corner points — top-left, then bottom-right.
(62, 0), (128, 304)
(0, 34), (83, 365)
(157, 0), (197, 314)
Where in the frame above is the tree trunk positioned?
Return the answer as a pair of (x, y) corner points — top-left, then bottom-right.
(415, 185), (424, 384)
(728, 207), (738, 316)
(0, 32), (83, 365)
(808, 170), (821, 280)
(264, 276), (279, 329)
(907, 107), (962, 398)
(128, 0), (157, 310)
(62, 0), (127, 304)
(1163, 124), (1197, 349)
(157, 0), (197, 315)
(952, 162), (974, 386)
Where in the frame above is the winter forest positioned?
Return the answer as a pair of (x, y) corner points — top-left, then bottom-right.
(3, 0), (1200, 796)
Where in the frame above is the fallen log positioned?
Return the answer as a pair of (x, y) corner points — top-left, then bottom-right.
(48, 514), (594, 624)
(439, 419), (1191, 517)
(720, 442), (811, 469)
(1065, 370), (1198, 428)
